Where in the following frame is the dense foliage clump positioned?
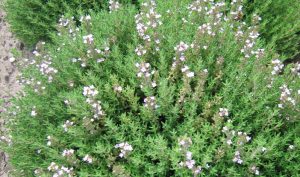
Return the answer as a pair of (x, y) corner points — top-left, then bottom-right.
(244, 0), (300, 58)
(4, 0), (137, 46)
(1, 0), (300, 176)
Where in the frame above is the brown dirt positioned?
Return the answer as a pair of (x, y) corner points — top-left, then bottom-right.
(0, 5), (27, 177)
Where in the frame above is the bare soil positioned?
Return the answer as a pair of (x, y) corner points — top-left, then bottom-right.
(0, 6), (26, 177)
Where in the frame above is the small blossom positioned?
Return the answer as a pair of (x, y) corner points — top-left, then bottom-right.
(62, 120), (74, 132)
(83, 85), (98, 97)
(62, 149), (75, 157)
(114, 85), (123, 93)
(9, 57), (16, 63)
(83, 154), (93, 163)
(250, 165), (260, 175)
(47, 136), (52, 146)
(186, 71), (195, 78)
(233, 151), (243, 164)
(83, 34), (94, 44)
(48, 162), (59, 171)
(31, 108), (37, 117)
(135, 45), (147, 56)
(175, 41), (189, 53)
(219, 108), (229, 117)
(288, 145), (295, 150)
(115, 142), (133, 158)
(144, 96), (159, 109)
(109, 0), (121, 13)
(271, 59), (284, 75)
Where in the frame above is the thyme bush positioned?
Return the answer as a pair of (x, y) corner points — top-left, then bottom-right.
(1, 0), (300, 176)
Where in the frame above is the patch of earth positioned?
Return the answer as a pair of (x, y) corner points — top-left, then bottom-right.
(0, 5), (30, 177)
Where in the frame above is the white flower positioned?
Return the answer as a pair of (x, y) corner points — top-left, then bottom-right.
(48, 162), (59, 171)
(246, 136), (251, 142)
(83, 85), (98, 97)
(83, 154), (93, 163)
(219, 108), (229, 117)
(33, 51), (41, 56)
(186, 151), (192, 160)
(9, 57), (16, 63)
(85, 15), (91, 21)
(83, 34), (94, 44)
(186, 71), (195, 78)
(115, 142), (133, 158)
(289, 145), (295, 150)
(31, 110), (37, 117)
(62, 149), (75, 157)
(181, 65), (189, 72)
(194, 166), (202, 174)
(185, 160), (195, 169)
(175, 41), (189, 52)
(62, 120), (74, 132)
(226, 139), (232, 145)
(47, 136), (52, 146)
(114, 86), (123, 92)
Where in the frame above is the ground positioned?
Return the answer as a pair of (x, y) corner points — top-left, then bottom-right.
(0, 7), (23, 177)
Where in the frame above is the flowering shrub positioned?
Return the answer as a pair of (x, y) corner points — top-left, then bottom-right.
(1, 0), (300, 176)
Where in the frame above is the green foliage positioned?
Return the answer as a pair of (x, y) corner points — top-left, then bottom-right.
(1, 0), (300, 176)
(4, 0), (136, 47)
(244, 0), (300, 58)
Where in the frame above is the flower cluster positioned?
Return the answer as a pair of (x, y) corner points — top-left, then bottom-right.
(83, 86), (105, 121)
(83, 154), (93, 164)
(62, 149), (75, 157)
(229, 0), (243, 19)
(37, 55), (58, 83)
(222, 126), (251, 147)
(115, 142), (133, 158)
(47, 136), (52, 146)
(187, 0), (206, 14)
(291, 62), (300, 77)
(181, 65), (195, 78)
(278, 85), (296, 108)
(172, 42), (189, 71)
(48, 162), (74, 177)
(58, 16), (70, 27)
(83, 85), (99, 97)
(135, 0), (162, 52)
(271, 59), (284, 75)
(198, 23), (215, 36)
(109, 0), (121, 13)
(178, 137), (202, 176)
(222, 126), (252, 165)
(83, 34), (94, 45)
(31, 106), (37, 117)
(113, 85), (123, 93)
(240, 27), (260, 58)
(79, 15), (92, 26)
(143, 96), (158, 109)
(57, 16), (80, 41)
(250, 165), (260, 175)
(0, 135), (12, 146)
(219, 108), (229, 117)
(94, 47), (110, 62)
(135, 44), (147, 56)
(135, 62), (156, 89)
(62, 120), (74, 132)
(232, 150), (243, 164)
(17, 76), (46, 93)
